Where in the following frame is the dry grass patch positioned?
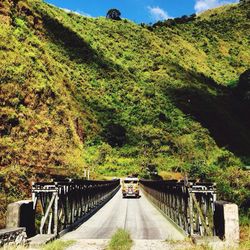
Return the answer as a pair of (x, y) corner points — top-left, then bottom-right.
(41, 240), (75, 250)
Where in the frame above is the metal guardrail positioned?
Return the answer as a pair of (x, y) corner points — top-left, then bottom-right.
(140, 179), (216, 237)
(32, 179), (120, 236)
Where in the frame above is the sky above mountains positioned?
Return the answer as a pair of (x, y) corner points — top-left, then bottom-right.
(45, 0), (239, 23)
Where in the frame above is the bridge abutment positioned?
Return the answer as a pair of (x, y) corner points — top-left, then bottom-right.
(6, 200), (36, 238)
(214, 201), (239, 244)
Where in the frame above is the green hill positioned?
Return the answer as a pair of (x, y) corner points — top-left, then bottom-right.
(0, 0), (250, 226)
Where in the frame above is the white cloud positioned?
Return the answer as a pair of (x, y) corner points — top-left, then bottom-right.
(61, 8), (92, 17)
(148, 6), (172, 21)
(61, 8), (71, 13)
(194, 0), (239, 13)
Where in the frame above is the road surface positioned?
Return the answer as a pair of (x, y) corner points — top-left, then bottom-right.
(63, 189), (185, 241)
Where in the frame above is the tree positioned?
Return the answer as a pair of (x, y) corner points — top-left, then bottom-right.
(106, 9), (121, 20)
(240, 0), (250, 4)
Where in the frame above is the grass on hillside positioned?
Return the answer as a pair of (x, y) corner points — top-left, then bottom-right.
(239, 236), (250, 250)
(0, 0), (250, 227)
(239, 215), (250, 250)
(107, 229), (133, 250)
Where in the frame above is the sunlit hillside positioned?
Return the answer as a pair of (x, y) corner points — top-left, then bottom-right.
(0, 0), (250, 227)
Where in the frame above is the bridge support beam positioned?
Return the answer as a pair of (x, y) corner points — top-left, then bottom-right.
(32, 179), (120, 236)
(140, 180), (216, 237)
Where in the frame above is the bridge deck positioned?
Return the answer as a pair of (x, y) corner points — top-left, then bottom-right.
(62, 190), (185, 241)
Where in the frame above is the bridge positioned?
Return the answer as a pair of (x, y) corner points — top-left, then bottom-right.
(0, 178), (239, 249)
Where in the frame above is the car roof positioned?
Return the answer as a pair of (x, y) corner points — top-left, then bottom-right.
(124, 177), (139, 181)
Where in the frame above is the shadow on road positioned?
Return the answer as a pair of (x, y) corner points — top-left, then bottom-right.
(122, 195), (141, 199)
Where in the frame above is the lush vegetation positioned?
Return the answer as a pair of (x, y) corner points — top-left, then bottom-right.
(107, 229), (133, 250)
(0, 0), (249, 228)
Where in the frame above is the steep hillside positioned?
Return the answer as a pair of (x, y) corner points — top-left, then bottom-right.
(0, 0), (250, 226)
(151, 3), (250, 156)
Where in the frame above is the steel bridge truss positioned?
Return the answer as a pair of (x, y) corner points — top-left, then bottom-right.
(32, 179), (120, 236)
(140, 180), (216, 237)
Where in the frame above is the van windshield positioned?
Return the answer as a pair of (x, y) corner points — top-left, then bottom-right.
(124, 180), (138, 184)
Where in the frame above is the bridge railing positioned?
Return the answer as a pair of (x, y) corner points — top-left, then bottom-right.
(140, 180), (216, 237)
(32, 179), (120, 236)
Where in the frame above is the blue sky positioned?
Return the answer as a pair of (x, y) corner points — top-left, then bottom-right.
(45, 0), (239, 23)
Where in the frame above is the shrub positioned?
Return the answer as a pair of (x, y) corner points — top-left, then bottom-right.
(107, 229), (133, 250)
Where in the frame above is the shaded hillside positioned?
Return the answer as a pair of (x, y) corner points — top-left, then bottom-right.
(167, 71), (250, 156)
(150, 3), (250, 155)
(0, 0), (250, 226)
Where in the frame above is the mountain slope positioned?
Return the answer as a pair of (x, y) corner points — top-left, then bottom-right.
(0, 0), (250, 226)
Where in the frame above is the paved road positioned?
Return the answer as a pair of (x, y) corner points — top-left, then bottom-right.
(63, 190), (185, 241)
